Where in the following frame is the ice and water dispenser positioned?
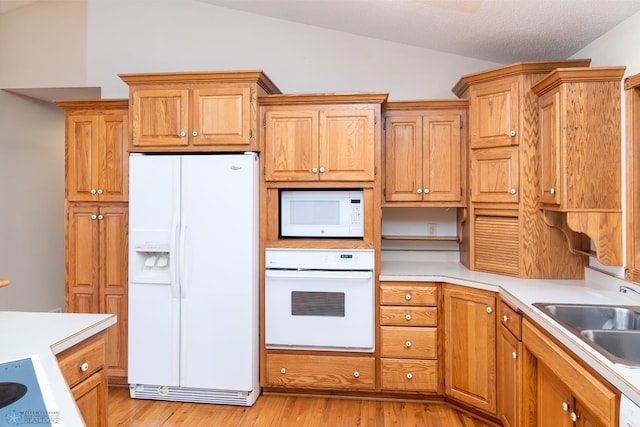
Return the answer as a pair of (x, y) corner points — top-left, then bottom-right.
(130, 233), (172, 283)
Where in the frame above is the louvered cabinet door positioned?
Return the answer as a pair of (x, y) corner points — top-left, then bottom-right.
(474, 215), (519, 277)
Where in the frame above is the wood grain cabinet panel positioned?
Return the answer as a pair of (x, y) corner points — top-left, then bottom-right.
(469, 79), (519, 149)
(380, 359), (438, 392)
(379, 283), (438, 306)
(497, 300), (523, 427)
(380, 326), (437, 359)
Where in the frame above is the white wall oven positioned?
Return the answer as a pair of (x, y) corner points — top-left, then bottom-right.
(265, 248), (374, 352)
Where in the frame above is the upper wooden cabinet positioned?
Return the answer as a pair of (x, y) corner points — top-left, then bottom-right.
(119, 70), (280, 152)
(469, 80), (519, 149)
(533, 67), (626, 266)
(383, 100), (467, 206)
(57, 100), (129, 202)
(260, 93), (387, 182)
(625, 73), (640, 283)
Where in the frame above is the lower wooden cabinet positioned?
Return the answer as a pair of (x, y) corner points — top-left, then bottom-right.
(380, 359), (438, 392)
(523, 319), (619, 427)
(497, 300), (523, 427)
(265, 354), (375, 390)
(443, 284), (497, 415)
(56, 331), (108, 427)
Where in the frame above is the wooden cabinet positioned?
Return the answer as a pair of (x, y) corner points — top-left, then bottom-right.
(379, 282), (439, 393)
(523, 319), (619, 427)
(265, 354), (375, 390)
(57, 100), (128, 202)
(453, 59), (591, 278)
(57, 99), (130, 383)
(625, 73), (640, 283)
(497, 300), (523, 427)
(533, 67), (626, 266)
(443, 284), (496, 414)
(383, 101), (467, 205)
(119, 70), (280, 152)
(57, 332), (108, 427)
(261, 93), (387, 182)
(66, 205), (128, 380)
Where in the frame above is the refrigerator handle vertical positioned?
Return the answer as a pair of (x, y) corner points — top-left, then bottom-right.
(179, 213), (187, 299)
(170, 213), (180, 299)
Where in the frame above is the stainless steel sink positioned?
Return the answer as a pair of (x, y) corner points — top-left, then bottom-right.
(533, 303), (640, 367)
(580, 330), (640, 365)
(534, 303), (640, 331)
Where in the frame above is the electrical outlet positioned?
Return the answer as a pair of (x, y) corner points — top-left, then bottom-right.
(427, 223), (437, 236)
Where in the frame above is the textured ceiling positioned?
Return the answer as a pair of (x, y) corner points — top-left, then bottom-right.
(199, 0), (640, 64)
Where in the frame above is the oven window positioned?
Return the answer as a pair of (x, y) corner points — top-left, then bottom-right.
(291, 291), (345, 317)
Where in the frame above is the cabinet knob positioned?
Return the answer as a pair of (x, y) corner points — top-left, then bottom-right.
(91, 214), (97, 220)
(97, 214), (104, 220)
(80, 362), (89, 372)
(180, 131), (186, 137)
(423, 188), (430, 194)
(280, 368), (286, 374)
(97, 189), (103, 195)
(405, 294), (412, 301)
(417, 189), (422, 194)
(405, 314), (412, 321)
(512, 351), (518, 359)
(562, 402), (570, 411)
(406, 373), (413, 380)
(353, 371), (360, 378)
(319, 167), (326, 173)
(486, 306), (493, 313)
(510, 188), (517, 195)
(405, 341), (412, 348)
(192, 131), (198, 137)
(503, 315), (510, 322)
(312, 167), (318, 173)
(570, 412), (579, 422)
(549, 187), (556, 195)
(90, 189), (97, 195)
(509, 130), (517, 137)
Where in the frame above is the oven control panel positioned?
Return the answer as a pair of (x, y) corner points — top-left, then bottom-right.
(265, 248), (374, 270)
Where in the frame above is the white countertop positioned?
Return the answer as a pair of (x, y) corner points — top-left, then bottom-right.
(380, 250), (640, 407)
(0, 311), (116, 426)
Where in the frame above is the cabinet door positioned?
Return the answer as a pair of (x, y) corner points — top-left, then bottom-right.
(537, 363), (574, 427)
(470, 80), (519, 149)
(67, 115), (99, 202)
(99, 206), (128, 379)
(263, 110), (319, 181)
(539, 90), (562, 207)
(471, 146), (519, 203)
(320, 108), (375, 181)
(191, 86), (251, 147)
(71, 370), (108, 427)
(423, 114), (461, 202)
(130, 88), (189, 147)
(498, 326), (522, 427)
(444, 285), (497, 414)
(99, 113), (128, 202)
(67, 206), (100, 313)
(384, 115), (423, 202)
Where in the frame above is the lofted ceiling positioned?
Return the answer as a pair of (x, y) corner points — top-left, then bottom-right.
(2, 0), (640, 64)
(198, 0), (640, 64)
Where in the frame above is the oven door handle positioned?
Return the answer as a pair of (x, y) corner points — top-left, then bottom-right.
(265, 270), (373, 281)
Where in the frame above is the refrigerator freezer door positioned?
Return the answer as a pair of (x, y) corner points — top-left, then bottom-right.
(128, 154), (181, 387)
(179, 154), (259, 391)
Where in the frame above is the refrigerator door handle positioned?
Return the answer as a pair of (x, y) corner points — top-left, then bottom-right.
(170, 214), (180, 299)
(179, 214), (187, 299)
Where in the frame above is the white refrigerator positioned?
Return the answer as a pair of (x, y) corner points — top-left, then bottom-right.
(127, 152), (260, 405)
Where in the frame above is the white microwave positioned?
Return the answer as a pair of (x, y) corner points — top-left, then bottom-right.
(280, 190), (364, 238)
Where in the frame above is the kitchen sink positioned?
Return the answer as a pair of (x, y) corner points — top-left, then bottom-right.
(533, 303), (640, 331)
(534, 303), (640, 367)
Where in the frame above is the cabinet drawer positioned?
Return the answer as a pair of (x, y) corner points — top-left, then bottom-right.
(380, 327), (437, 359)
(265, 354), (375, 390)
(57, 333), (106, 388)
(381, 359), (438, 392)
(380, 306), (437, 326)
(380, 284), (438, 306)
(500, 301), (522, 340)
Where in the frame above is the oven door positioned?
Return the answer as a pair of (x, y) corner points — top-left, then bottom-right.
(265, 269), (374, 352)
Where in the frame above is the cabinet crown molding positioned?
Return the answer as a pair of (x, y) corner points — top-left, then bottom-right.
(258, 92), (389, 106)
(384, 99), (468, 111)
(532, 66), (626, 96)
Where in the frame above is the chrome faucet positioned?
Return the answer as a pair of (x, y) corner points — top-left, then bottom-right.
(619, 285), (640, 297)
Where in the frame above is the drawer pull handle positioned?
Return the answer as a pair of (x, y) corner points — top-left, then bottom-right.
(562, 402), (570, 411)
(80, 362), (89, 372)
(503, 315), (510, 322)
(405, 341), (412, 348)
(512, 351), (518, 359)
(280, 368), (286, 374)
(570, 412), (579, 422)
(353, 371), (360, 378)
(406, 373), (413, 380)
(405, 294), (412, 301)
(405, 314), (412, 321)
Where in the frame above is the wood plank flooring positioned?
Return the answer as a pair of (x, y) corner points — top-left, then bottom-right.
(108, 386), (495, 426)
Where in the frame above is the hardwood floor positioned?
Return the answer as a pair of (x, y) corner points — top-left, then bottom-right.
(108, 386), (495, 426)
